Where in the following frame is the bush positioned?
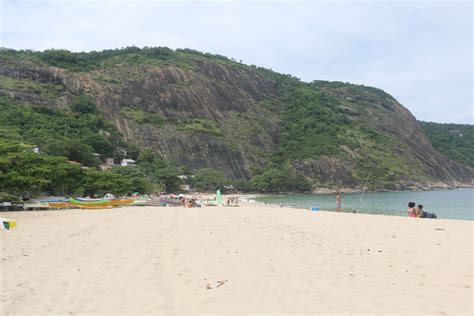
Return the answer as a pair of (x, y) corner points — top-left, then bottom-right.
(71, 96), (99, 114)
(193, 168), (227, 191)
(250, 165), (311, 192)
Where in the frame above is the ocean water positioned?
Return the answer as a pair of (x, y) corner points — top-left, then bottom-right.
(253, 188), (474, 221)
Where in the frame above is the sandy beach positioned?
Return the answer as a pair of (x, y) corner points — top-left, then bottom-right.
(1, 202), (472, 314)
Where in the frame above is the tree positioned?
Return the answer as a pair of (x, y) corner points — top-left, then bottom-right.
(152, 164), (182, 192)
(0, 140), (54, 196)
(0, 139), (93, 196)
(71, 96), (99, 114)
(42, 157), (85, 195)
(44, 140), (69, 157)
(82, 170), (133, 196)
(231, 178), (251, 192)
(136, 149), (156, 176)
(193, 168), (227, 191)
(83, 134), (114, 158)
(137, 149), (182, 192)
(63, 139), (100, 167)
(111, 166), (152, 194)
(250, 168), (286, 192)
(250, 165), (311, 192)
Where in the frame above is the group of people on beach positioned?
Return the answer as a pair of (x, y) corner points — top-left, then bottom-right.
(225, 197), (239, 206)
(407, 202), (437, 218)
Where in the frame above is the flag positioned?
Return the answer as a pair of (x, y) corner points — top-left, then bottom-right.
(216, 188), (222, 206)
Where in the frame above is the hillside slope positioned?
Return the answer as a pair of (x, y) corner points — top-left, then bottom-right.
(0, 47), (472, 191)
(420, 122), (474, 168)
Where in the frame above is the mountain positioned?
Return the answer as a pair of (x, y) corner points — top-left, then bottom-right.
(420, 122), (474, 168)
(0, 47), (472, 191)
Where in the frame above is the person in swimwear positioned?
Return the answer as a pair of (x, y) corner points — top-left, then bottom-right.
(407, 202), (417, 218)
(336, 191), (342, 211)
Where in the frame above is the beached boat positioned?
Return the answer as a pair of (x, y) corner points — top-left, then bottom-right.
(48, 202), (76, 209)
(23, 202), (50, 210)
(132, 197), (153, 206)
(67, 199), (114, 209)
(111, 199), (134, 206)
(68, 198), (134, 209)
(74, 197), (103, 202)
(159, 198), (183, 207)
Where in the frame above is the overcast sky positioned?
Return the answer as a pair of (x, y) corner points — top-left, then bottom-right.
(1, 0), (472, 123)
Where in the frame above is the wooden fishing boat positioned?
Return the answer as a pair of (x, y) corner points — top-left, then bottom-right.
(110, 199), (134, 206)
(48, 202), (76, 209)
(23, 202), (50, 210)
(75, 197), (103, 202)
(68, 198), (134, 209)
(68, 199), (114, 209)
(159, 198), (183, 207)
(132, 197), (153, 206)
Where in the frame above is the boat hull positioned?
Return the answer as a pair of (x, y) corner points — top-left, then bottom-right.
(68, 199), (134, 209)
(159, 199), (183, 207)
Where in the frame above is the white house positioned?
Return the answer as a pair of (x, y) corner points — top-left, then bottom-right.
(120, 159), (136, 167)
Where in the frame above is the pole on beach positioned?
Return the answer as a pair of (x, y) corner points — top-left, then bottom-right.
(355, 173), (370, 213)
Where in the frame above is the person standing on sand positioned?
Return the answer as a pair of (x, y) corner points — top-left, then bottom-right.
(336, 191), (342, 211)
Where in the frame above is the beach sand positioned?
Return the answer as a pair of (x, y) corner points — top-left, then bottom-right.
(1, 203), (472, 314)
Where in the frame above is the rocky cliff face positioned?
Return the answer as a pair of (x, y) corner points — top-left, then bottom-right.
(0, 49), (472, 189)
(303, 82), (474, 189)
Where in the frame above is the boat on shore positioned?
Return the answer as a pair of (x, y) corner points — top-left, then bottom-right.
(48, 202), (77, 209)
(23, 202), (51, 210)
(132, 197), (155, 206)
(159, 198), (183, 207)
(67, 198), (134, 209)
(74, 197), (104, 202)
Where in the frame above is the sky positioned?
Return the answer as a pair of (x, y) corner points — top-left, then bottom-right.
(1, 0), (472, 124)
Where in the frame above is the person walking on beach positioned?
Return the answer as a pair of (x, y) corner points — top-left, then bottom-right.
(336, 191), (342, 211)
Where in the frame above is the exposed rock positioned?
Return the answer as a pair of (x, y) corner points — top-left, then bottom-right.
(0, 51), (472, 189)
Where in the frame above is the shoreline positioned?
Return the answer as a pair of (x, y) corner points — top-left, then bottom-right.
(3, 187), (472, 221)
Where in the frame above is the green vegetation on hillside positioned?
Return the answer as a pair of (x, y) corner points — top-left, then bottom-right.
(176, 118), (223, 136)
(250, 164), (311, 192)
(0, 139), (151, 196)
(1, 47), (471, 195)
(0, 96), (186, 196)
(277, 84), (350, 159)
(256, 78), (430, 188)
(121, 107), (222, 136)
(420, 121), (474, 168)
(0, 47), (244, 73)
(120, 107), (167, 127)
(0, 75), (62, 97)
(0, 96), (122, 165)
